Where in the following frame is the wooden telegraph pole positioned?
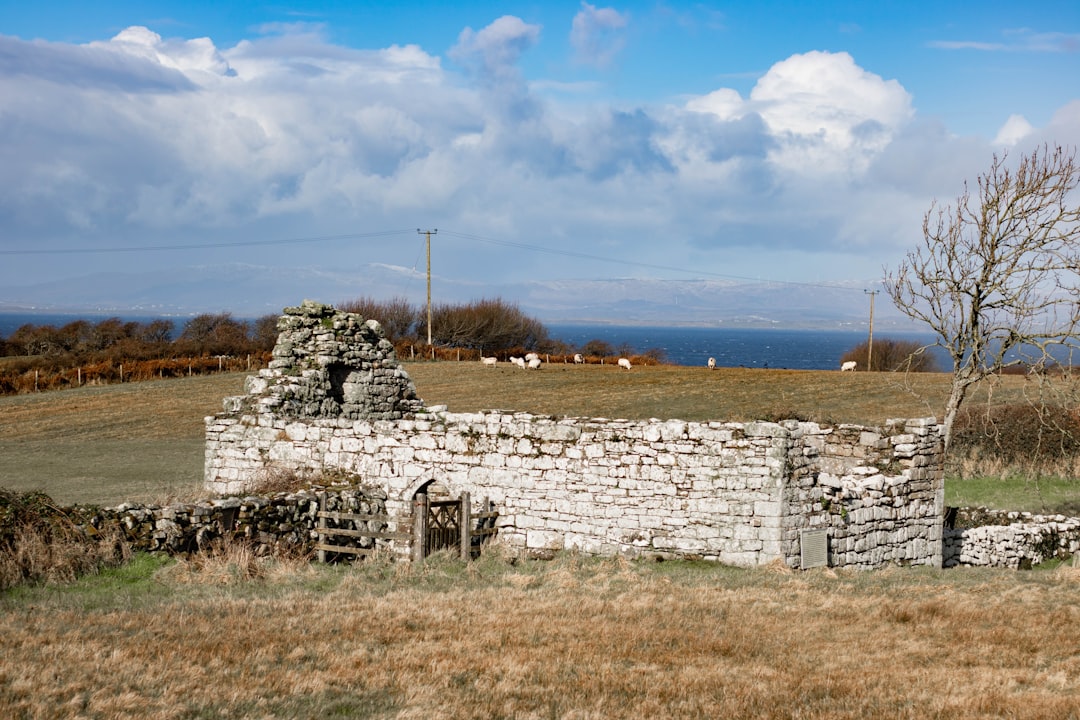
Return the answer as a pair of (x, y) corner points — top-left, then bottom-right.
(864, 289), (878, 371)
(418, 229), (437, 347)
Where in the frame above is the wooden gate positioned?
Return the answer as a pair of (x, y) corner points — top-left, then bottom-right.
(315, 492), (412, 563)
(411, 492), (499, 561)
(316, 491), (498, 563)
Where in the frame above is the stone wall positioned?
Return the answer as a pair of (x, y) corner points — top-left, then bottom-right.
(203, 301), (946, 569)
(73, 487), (389, 557)
(944, 508), (1080, 569)
(205, 410), (944, 568)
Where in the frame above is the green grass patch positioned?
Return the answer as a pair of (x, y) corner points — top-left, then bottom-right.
(1, 552), (173, 609)
(945, 474), (1080, 514)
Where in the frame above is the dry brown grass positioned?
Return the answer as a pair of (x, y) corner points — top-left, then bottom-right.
(405, 361), (964, 425)
(0, 362), (1061, 505)
(3, 366), (1080, 718)
(2, 550), (1079, 719)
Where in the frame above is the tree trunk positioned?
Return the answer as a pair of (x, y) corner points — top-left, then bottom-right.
(940, 381), (972, 458)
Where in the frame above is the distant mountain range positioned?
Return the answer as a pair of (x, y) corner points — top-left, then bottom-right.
(0, 262), (918, 330)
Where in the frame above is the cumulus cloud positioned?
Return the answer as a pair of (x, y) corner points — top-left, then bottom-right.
(93, 26), (235, 77)
(570, 2), (629, 67)
(687, 51), (913, 177)
(449, 15), (541, 87)
(0, 32), (195, 91)
(994, 114), (1035, 146)
(0, 20), (1074, 299)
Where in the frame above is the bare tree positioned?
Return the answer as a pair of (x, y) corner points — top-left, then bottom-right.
(885, 144), (1080, 454)
(339, 296), (419, 342)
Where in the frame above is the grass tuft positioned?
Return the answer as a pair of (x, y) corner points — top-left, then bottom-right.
(0, 488), (131, 591)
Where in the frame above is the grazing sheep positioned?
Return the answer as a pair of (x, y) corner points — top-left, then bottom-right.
(509, 356), (526, 369)
(573, 353), (584, 364)
(527, 357), (542, 370)
(525, 352), (540, 363)
(707, 357), (716, 370)
(841, 361), (857, 372)
(617, 358), (632, 370)
(481, 356), (497, 367)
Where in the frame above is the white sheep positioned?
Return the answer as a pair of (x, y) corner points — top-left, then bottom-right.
(707, 357), (716, 370)
(573, 353), (584, 364)
(509, 356), (526, 369)
(527, 357), (542, 370)
(617, 358), (632, 370)
(841, 361), (857, 372)
(525, 352), (540, 363)
(481, 356), (497, 367)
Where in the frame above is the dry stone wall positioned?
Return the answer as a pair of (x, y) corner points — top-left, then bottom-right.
(72, 487), (387, 557)
(944, 508), (1080, 569)
(204, 301), (946, 569)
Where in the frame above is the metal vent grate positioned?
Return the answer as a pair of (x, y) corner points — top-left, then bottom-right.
(800, 528), (829, 570)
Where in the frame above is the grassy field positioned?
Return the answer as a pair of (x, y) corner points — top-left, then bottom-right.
(2, 546), (1079, 719)
(3, 363), (1080, 718)
(1, 361), (1078, 511)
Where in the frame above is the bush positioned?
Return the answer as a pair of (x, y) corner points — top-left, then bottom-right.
(951, 403), (1080, 463)
(339, 296), (419, 342)
(422, 298), (550, 352)
(0, 489), (130, 590)
(840, 337), (938, 372)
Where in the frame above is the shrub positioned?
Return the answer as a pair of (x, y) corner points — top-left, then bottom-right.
(0, 489), (130, 591)
(422, 298), (550, 352)
(339, 296), (419, 342)
(840, 337), (938, 372)
(951, 403), (1080, 463)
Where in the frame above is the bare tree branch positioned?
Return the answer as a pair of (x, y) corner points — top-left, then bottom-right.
(885, 144), (1080, 454)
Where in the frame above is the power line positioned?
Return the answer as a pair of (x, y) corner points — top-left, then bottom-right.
(0, 229), (417, 255)
(2, 225), (881, 294)
(438, 229), (872, 293)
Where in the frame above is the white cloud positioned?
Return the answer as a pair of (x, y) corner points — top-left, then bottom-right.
(570, 2), (629, 67)
(931, 29), (1080, 53)
(449, 15), (541, 87)
(94, 26), (234, 77)
(687, 51), (913, 177)
(750, 51), (913, 173)
(994, 114), (1035, 146)
(0, 21), (1075, 308)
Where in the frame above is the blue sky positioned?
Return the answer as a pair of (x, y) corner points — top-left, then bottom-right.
(1, 1), (1078, 319)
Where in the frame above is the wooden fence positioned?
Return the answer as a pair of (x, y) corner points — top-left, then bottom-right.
(315, 491), (498, 563)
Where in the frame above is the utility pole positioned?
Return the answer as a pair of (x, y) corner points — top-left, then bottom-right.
(418, 229), (437, 346)
(864, 289), (878, 371)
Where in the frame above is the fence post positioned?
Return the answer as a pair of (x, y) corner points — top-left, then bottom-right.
(317, 492), (328, 563)
(460, 492), (471, 560)
(412, 493), (429, 562)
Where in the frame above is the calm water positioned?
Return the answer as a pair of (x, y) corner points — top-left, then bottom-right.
(0, 313), (939, 371)
(547, 325), (941, 370)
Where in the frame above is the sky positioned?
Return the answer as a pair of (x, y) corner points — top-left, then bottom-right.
(1, 1), (1078, 319)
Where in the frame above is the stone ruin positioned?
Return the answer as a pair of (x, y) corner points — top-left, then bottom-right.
(205, 300), (948, 569)
(224, 299), (425, 421)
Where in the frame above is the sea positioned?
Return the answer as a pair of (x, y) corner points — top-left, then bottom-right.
(0, 312), (937, 371)
(547, 324), (942, 370)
